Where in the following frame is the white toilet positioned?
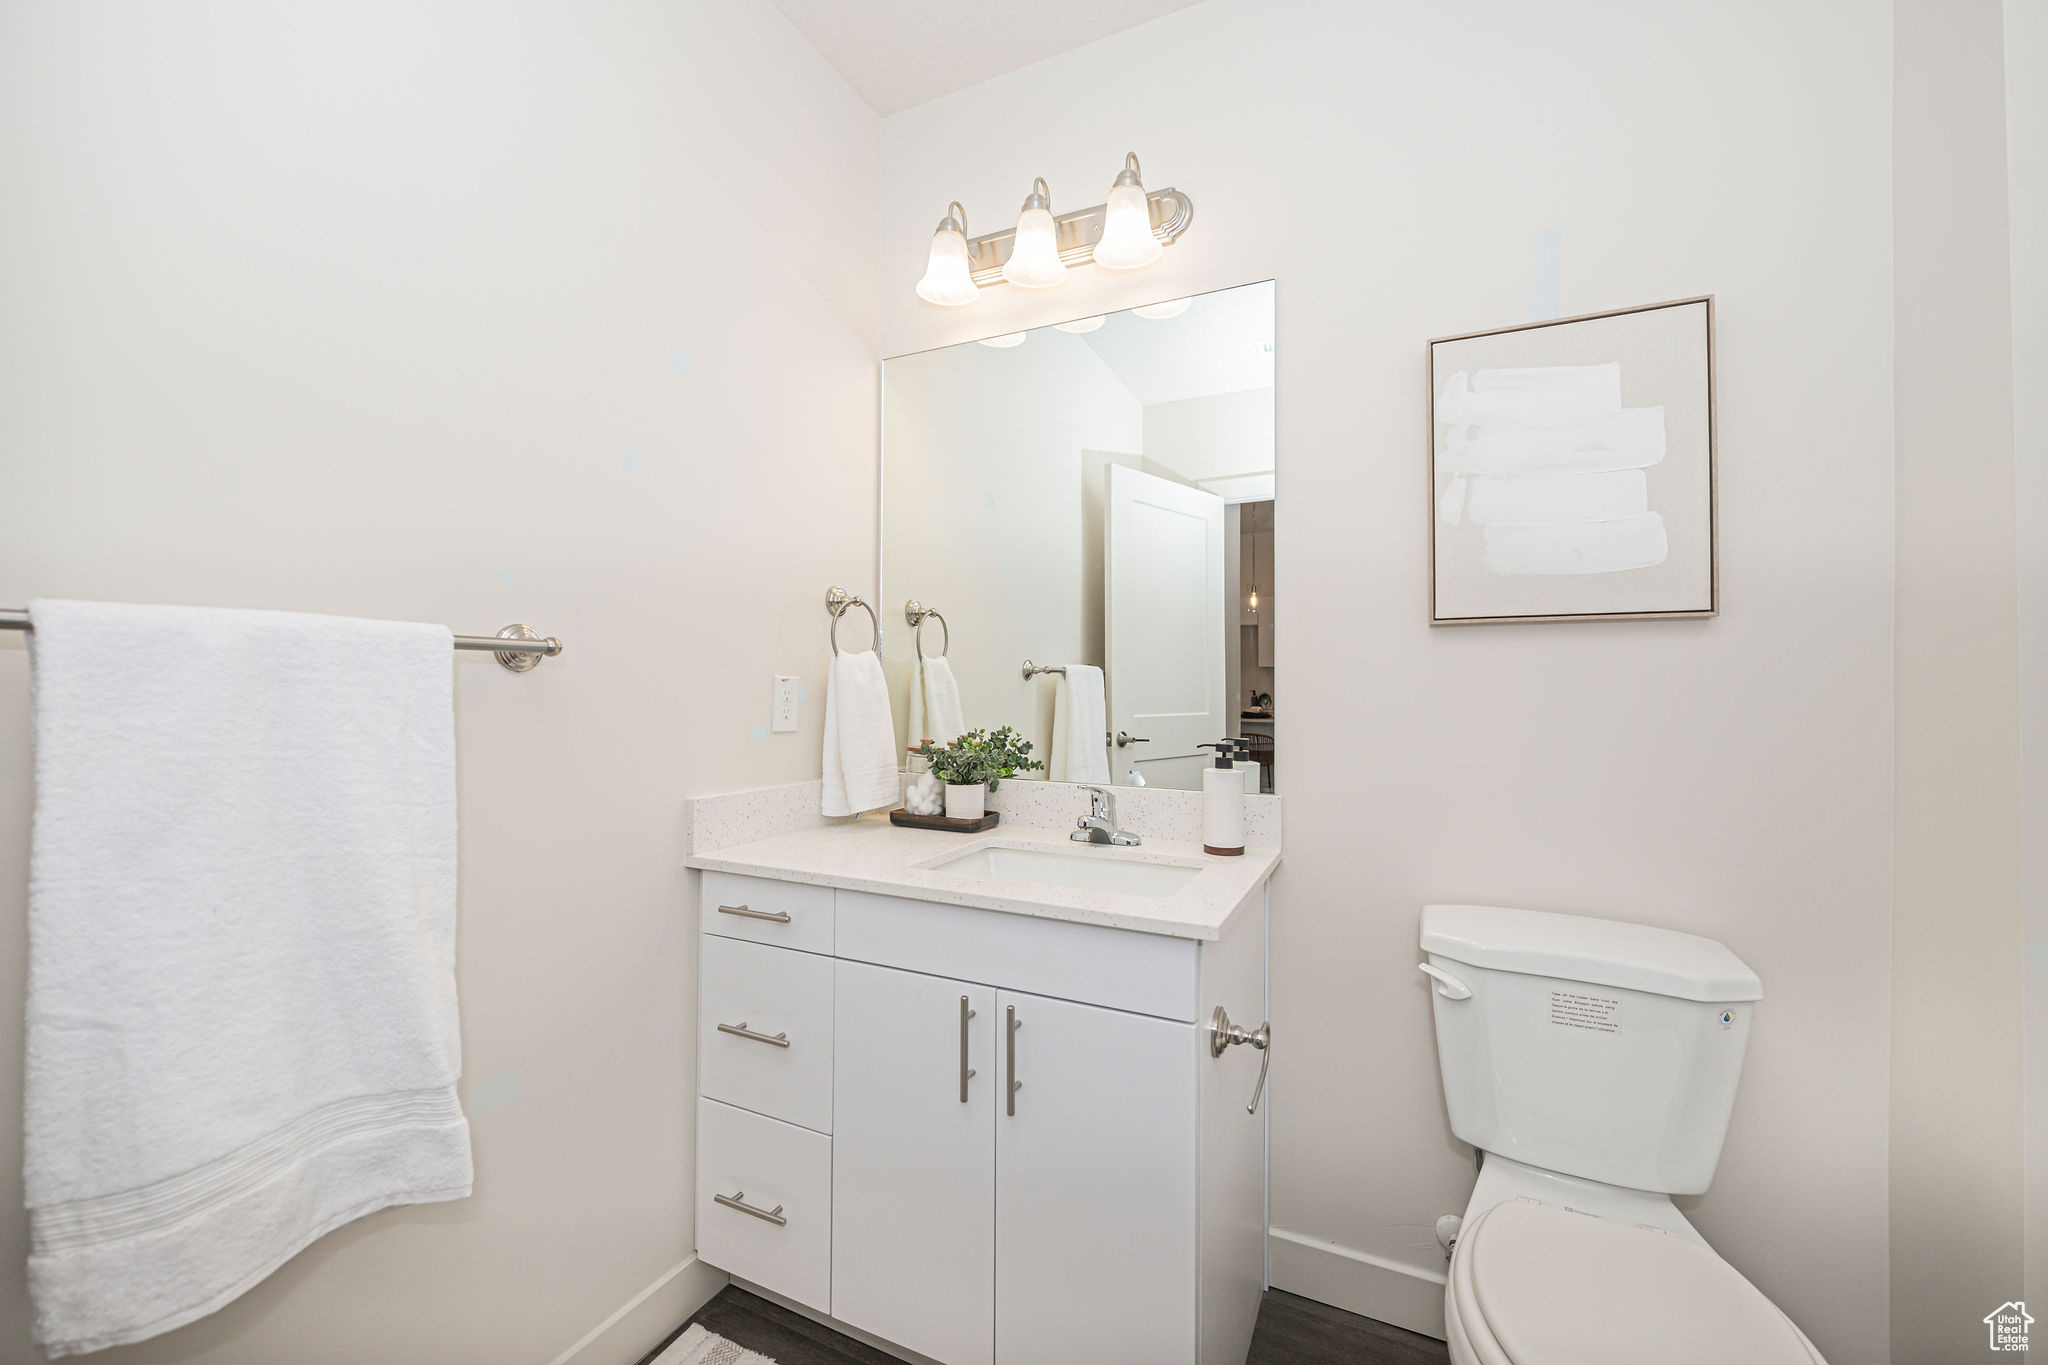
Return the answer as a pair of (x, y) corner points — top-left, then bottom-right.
(1420, 903), (1827, 1365)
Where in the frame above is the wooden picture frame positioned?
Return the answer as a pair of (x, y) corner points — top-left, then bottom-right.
(1427, 296), (1718, 625)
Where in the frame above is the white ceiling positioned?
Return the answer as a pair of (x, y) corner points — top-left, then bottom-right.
(771, 0), (1204, 115)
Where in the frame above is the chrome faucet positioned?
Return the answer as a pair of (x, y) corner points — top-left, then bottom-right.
(1072, 786), (1141, 847)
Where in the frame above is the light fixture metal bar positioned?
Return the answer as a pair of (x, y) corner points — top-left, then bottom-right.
(965, 187), (1193, 288)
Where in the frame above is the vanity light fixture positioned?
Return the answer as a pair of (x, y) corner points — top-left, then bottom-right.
(1001, 178), (1068, 290)
(912, 153), (1193, 306)
(1092, 154), (1166, 271)
(1132, 296), (1193, 320)
(977, 332), (1028, 348)
(1054, 315), (1107, 334)
(1248, 582), (1260, 613)
(915, 201), (979, 307)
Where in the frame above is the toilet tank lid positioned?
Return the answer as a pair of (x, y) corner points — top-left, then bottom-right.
(1420, 904), (1763, 1002)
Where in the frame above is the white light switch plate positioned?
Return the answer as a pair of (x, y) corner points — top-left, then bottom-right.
(770, 676), (799, 732)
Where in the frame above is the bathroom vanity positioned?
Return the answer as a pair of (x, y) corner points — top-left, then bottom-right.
(684, 781), (1279, 1365)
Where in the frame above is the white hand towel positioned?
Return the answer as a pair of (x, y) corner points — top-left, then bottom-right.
(911, 654), (966, 747)
(1049, 664), (1110, 784)
(23, 600), (471, 1357)
(822, 649), (899, 817)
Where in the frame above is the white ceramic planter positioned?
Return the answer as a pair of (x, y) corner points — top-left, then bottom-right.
(944, 782), (986, 821)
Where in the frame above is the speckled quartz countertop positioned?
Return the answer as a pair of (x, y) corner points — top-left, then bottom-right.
(685, 815), (1280, 942)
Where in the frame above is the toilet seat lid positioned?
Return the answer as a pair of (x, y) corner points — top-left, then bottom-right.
(1460, 1199), (1822, 1365)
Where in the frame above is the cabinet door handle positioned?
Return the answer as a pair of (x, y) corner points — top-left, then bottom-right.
(1006, 1005), (1022, 1116)
(717, 1020), (791, 1048)
(960, 996), (978, 1102)
(717, 903), (791, 924)
(713, 1190), (787, 1226)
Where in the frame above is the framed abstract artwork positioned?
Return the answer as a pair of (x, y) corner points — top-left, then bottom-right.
(1428, 296), (1717, 624)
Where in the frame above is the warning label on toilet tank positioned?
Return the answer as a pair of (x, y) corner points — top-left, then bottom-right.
(1549, 990), (1622, 1033)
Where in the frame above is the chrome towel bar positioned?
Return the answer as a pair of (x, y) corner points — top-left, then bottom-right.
(0, 608), (562, 673)
(1020, 660), (1067, 679)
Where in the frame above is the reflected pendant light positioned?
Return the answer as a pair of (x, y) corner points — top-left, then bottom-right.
(1092, 153), (1164, 271)
(1001, 177), (1068, 290)
(1054, 315), (1106, 334)
(915, 201), (979, 307)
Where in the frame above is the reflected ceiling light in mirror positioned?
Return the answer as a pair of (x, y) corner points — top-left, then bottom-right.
(1001, 177), (1068, 289)
(1131, 297), (1193, 320)
(1091, 153), (1165, 271)
(1054, 315), (1106, 334)
(977, 332), (1028, 348)
(915, 201), (979, 307)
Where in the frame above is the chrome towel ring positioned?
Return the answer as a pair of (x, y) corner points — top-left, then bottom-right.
(905, 600), (949, 658)
(826, 587), (880, 656)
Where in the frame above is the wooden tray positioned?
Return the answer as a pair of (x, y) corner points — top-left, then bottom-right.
(888, 808), (1000, 834)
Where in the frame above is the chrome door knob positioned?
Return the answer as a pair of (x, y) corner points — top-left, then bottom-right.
(1115, 731), (1151, 748)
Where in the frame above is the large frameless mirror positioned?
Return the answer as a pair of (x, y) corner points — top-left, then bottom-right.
(881, 280), (1276, 793)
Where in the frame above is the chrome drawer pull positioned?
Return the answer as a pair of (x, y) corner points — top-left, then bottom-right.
(717, 1021), (791, 1049)
(960, 996), (977, 1103)
(717, 904), (792, 924)
(714, 1190), (787, 1226)
(1006, 1006), (1022, 1116)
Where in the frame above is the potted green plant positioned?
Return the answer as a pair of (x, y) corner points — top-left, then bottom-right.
(912, 726), (1043, 820)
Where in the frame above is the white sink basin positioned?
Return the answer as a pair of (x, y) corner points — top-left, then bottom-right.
(927, 844), (1202, 898)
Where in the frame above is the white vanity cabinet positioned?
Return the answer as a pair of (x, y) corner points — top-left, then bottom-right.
(693, 868), (1270, 1365)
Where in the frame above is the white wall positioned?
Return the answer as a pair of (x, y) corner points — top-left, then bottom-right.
(0, 3), (876, 1362)
(881, 333), (1141, 762)
(2005, 0), (2048, 1322)
(1890, 3), (2027, 1358)
(880, 2), (1895, 1358)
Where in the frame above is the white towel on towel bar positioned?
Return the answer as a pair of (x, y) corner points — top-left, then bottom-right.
(822, 648), (900, 817)
(22, 600), (472, 1357)
(908, 653), (966, 747)
(1049, 664), (1111, 784)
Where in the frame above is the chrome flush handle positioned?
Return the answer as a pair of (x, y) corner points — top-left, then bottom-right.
(1210, 1005), (1272, 1116)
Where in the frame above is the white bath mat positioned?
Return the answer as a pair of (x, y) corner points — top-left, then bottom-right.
(652, 1323), (777, 1365)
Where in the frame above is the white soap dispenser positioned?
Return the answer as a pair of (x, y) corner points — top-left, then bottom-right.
(1196, 741), (1246, 857)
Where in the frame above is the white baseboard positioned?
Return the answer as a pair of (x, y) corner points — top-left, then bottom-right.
(547, 1254), (729, 1365)
(1268, 1226), (1448, 1341)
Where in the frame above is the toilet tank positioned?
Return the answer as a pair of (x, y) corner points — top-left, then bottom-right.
(1420, 904), (1763, 1196)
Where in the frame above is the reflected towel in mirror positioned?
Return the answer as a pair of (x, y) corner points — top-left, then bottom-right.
(1049, 664), (1110, 784)
(909, 653), (966, 747)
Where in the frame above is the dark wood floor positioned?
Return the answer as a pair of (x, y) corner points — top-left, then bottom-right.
(640, 1285), (1449, 1365)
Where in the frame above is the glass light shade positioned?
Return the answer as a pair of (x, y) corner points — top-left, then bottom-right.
(1132, 296), (1193, 320)
(915, 225), (979, 307)
(977, 332), (1028, 348)
(1054, 315), (1106, 334)
(1093, 181), (1163, 270)
(1002, 206), (1067, 289)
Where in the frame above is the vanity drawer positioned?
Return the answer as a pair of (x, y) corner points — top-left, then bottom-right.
(834, 890), (1201, 1022)
(701, 871), (834, 955)
(700, 934), (835, 1133)
(697, 1097), (832, 1313)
